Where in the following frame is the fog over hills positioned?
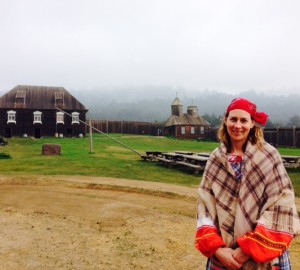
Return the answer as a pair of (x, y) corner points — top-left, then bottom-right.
(71, 87), (300, 126)
(0, 86), (298, 126)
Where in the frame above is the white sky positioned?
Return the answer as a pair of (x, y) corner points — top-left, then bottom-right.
(1, 0), (300, 95)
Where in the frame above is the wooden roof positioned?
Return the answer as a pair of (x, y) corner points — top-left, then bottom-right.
(171, 97), (183, 106)
(0, 85), (87, 111)
(165, 113), (210, 127)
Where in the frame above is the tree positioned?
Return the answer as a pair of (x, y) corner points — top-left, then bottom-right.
(202, 113), (222, 127)
(287, 115), (300, 127)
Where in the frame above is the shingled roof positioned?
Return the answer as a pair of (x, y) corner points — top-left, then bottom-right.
(165, 113), (210, 127)
(0, 85), (87, 111)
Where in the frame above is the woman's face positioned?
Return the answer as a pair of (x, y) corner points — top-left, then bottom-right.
(225, 109), (254, 146)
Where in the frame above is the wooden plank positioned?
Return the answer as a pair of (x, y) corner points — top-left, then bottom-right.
(140, 155), (154, 161)
(162, 152), (179, 157)
(175, 151), (194, 155)
(146, 151), (163, 157)
(181, 154), (208, 162)
(176, 161), (203, 170)
(176, 161), (204, 174)
(156, 157), (175, 164)
(196, 152), (211, 157)
(281, 155), (300, 163)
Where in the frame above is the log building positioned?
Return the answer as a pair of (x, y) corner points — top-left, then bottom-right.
(0, 85), (88, 138)
(163, 97), (211, 139)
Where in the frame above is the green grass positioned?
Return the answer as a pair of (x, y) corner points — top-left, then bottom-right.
(1, 134), (213, 187)
(1, 134), (300, 195)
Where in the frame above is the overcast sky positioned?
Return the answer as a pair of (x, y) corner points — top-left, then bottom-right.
(1, 0), (300, 96)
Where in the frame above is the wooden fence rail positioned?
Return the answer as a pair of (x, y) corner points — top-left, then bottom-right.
(208, 127), (300, 148)
(90, 120), (300, 148)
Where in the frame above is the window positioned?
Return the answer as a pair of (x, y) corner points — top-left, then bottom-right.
(33, 111), (42, 124)
(181, 127), (185, 134)
(55, 92), (64, 107)
(56, 112), (64, 124)
(15, 90), (26, 104)
(7, 110), (16, 124)
(201, 126), (205, 135)
(191, 127), (195, 134)
(71, 112), (80, 124)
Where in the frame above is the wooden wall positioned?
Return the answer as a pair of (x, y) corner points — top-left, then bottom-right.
(208, 127), (300, 148)
(90, 120), (164, 136)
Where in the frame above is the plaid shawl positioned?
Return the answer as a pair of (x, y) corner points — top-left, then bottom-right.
(197, 141), (300, 269)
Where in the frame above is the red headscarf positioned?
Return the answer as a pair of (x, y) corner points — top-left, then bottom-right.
(226, 98), (269, 126)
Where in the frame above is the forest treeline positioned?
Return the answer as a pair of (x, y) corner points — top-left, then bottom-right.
(71, 87), (300, 128)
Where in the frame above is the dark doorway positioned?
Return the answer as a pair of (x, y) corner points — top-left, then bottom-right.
(35, 128), (41, 138)
(5, 127), (12, 138)
(66, 128), (72, 137)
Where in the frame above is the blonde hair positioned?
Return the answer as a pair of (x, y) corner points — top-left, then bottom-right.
(218, 114), (265, 151)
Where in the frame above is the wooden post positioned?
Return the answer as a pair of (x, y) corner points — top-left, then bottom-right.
(276, 126), (279, 147)
(89, 119), (93, 154)
(293, 126), (296, 147)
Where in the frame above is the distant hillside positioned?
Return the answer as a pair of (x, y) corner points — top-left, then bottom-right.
(72, 87), (300, 126)
(1, 86), (299, 126)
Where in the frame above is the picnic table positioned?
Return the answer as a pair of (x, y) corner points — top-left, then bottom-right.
(281, 155), (300, 168)
(155, 152), (181, 166)
(196, 152), (211, 158)
(180, 154), (208, 166)
(141, 151), (163, 161)
(145, 151), (163, 157)
(141, 150), (300, 172)
(281, 155), (300, 163)
(175, 154), (209, 174)
(175, 151), (195, 155)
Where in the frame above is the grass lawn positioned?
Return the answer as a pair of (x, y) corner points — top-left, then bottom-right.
(1, 134), (300, 195)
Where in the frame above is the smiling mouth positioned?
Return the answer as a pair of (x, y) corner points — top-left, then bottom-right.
(232, 130), (244, 135)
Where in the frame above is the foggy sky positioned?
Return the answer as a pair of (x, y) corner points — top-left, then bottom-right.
(1, 0), (300, 96)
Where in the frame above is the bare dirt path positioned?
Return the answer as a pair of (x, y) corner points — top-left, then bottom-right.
(0, 175), (299, 270)
(0, 175), (205, 270)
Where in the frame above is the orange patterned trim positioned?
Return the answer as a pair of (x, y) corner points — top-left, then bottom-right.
(196, 231), (220, 241)
(243, 232), (286, 252)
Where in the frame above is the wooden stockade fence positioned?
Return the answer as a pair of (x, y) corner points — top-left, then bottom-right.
(209, 127), (300, 148)
(90, 120), (164, 136)
(141, 151), (300, 174)
(89, 119), (300, 148)
(263, 127), (300, 148)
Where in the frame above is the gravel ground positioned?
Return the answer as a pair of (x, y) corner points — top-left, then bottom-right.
(0, 175), (299, 270)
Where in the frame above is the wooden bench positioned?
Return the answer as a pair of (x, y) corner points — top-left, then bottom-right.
(140, 155), (154, 161)
(196, 152), (211, 157)
(146, 151), (163, 157)
(175, 151), (194, 155)
(281, 155), (300, 168)
(155, 157), (177, 167)
(156, 157), (175, 163)
(281, 155), (300, 163)
(176, 161), (203, 174)
(181, 154), (208, 166)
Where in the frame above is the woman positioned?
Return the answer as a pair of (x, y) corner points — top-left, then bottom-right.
(195, 98), (300, 269)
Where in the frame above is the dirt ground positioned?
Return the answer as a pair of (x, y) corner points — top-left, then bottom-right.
(0, 175), (299, 270)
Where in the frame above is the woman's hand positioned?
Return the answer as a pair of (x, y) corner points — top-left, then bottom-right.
(232, 247), (250, 264)
(215, 247), (242, 269)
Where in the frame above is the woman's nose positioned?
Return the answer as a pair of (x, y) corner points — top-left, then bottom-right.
(234, 121), (242, 128)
